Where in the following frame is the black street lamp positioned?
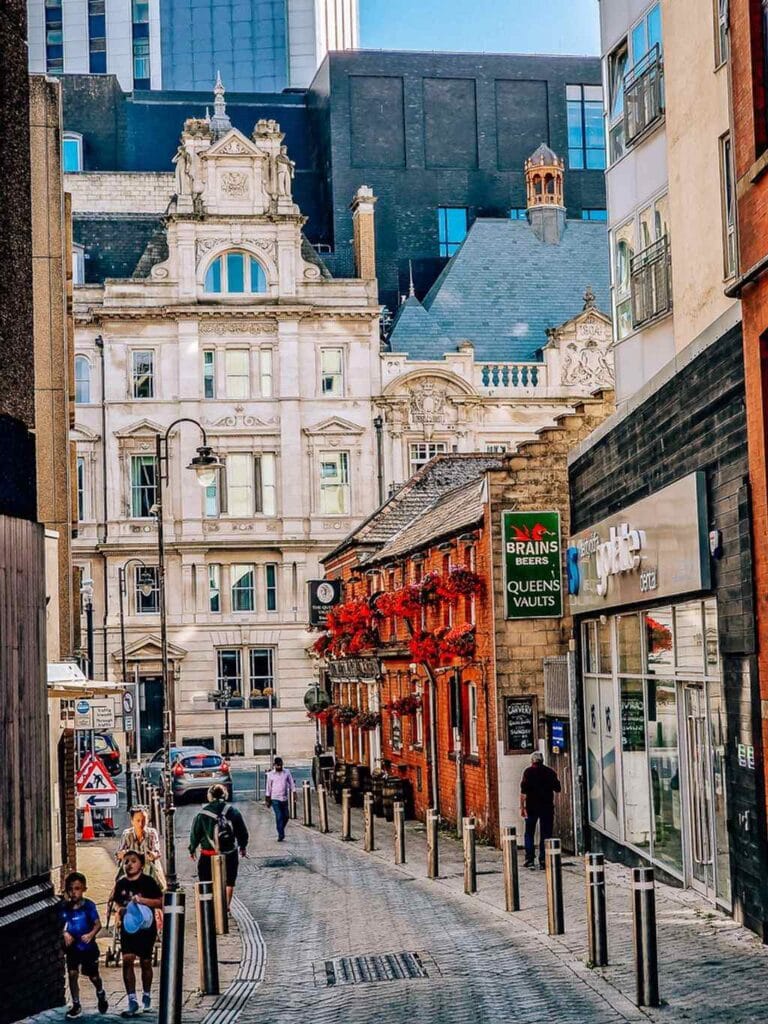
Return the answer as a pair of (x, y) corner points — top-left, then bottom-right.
(118, 558), (154, 808)
(155, 419), (222, 890)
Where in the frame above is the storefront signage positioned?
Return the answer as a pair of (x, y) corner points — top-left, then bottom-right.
(503, 696), (537, 753)
(308, 579), (342, 627)
(567, 473), (710, 614)
(502, 510), (563, 619)
(74, 698), (115, 731)
(550, 719), (566, 753)
(326, 657), (381, 681)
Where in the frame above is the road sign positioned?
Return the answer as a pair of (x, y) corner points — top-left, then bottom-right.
(123, 690), (134, 715)
(74, 698), (115, 731)
(77, 791), (119, 810)
(77, 754), (118, 795)
(124, 714), (134, 732)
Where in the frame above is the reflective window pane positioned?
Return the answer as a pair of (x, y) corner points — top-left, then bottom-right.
(620, 678), (651, 852)
(598, 617), (613, 674)
(675, 602), (705, 674)
(645, 608), (674, 675)
(618, 613), (642, 673)
(599, 676), (620, 836)
(585, 676), (603, 828)
(583, 620), (598, 674)
(227, 252), (245, 293)
(647, 679), (683, 875)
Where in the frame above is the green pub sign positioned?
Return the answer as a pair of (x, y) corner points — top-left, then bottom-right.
(502, 510), (563, 619)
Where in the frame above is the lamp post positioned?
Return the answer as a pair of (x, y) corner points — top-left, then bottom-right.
(155, 419), (222, 890)
(118, 558), (154, 809)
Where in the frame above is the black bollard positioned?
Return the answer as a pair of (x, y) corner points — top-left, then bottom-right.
(194, 881), (219, 995)
(502, 826), (520, 912)
(585, 853), (608, 966)
(158, 890), (185, 1024)
(302, 780), (313, 827)
(545, 838), (564, 935)
(632, 867), (660, 1007)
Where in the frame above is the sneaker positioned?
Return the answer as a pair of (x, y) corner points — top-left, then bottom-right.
(65, 1005), (82, 1020)
(523, 860), (534, 869)
(121, 997), (142, 1018)
(142, 993), (152, 1012)
(539, 862), (546, 870)
(97, 990), (109, 1014)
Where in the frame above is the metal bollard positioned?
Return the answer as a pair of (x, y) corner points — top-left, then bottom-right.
(148, 785), (158, 830)
(152, 787), (163, 835)
(426, 809), (439, 879)
(194, 881), (219, 996)
(302, 780), (313, 827)
(341, 788), (352, 840)
(364, 793), (374, 852)
(289, 787), (297, 820)
(138, 775), (146, 807)
(632, 867), (660, 1007)
(158, 890), (185, 1024)
(394, 800), (406, 865)
(318, 784), (330, 834)
(462, 817), (477, 895)
(210, 854), (229, 936)
(545, 838), (565, 935)
(502, 826), (520, 912)
(585, 853), (608, 967)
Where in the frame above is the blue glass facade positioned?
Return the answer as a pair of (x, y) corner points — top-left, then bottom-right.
(159, 0), (288, 92)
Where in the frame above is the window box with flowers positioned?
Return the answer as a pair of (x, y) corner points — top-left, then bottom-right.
(386, 694), (422, 717)
(332, 704), (358, 726)
(353, 711), (381, 731)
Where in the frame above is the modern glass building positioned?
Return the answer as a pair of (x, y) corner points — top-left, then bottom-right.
(26, 0), (358, 91)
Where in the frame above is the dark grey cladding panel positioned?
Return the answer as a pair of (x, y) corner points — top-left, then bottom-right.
(495, 79), (550, 170)
(423, 78), (478, 169)
(349, 76), (405, 169)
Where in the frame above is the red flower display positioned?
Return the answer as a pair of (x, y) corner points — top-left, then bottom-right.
(439, 622), (476, 659)
(409, 631), (441, 663)
(438, 567), (484, 601)
(352, 711), (381, 731)
(386, 694), (422, 716)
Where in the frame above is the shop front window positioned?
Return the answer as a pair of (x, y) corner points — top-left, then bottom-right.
(599, 676), (620, 836)
(645, 607), (673, 674)
(618, 612), (642, 673)
(648, 677), (683, 876)
(585, 675), (604, 828)
(620, 677), (651, 852)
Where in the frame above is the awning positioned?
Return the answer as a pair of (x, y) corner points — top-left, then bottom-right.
(47, 661), (127, 698)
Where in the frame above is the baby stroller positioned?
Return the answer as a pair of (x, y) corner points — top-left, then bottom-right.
(104, 867), (162, 968)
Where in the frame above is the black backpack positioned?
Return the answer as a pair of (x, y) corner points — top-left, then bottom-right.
(201, 804), (236, 854)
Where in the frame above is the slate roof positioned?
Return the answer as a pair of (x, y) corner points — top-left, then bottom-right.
(388, 217), (610, 362)
(369, 477), (486, 565)
(74, 214), (164, 284)
(321, 453), (503, 565)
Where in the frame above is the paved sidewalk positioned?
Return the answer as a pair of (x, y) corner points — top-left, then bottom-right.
(23, 838), (241, 1023)
(313, 793), (768, 1023)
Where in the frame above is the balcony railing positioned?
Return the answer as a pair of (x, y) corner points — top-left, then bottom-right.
(624, 45), (664, 145)
(630, 235), (672, 328)
(478, 363), (541, 390)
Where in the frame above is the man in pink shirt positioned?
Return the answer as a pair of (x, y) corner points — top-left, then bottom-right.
(265, 757), (296, 842)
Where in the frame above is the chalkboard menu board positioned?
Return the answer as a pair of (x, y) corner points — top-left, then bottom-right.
(504, 696), (537, 753)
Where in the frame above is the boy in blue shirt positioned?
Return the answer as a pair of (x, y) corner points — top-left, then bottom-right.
(59, 871), (109, 1018)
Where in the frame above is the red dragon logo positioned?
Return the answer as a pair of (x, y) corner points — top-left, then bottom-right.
(511, 523), (555, 542)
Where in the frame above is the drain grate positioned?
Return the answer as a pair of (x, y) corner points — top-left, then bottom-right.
(316, 951), (429, 988)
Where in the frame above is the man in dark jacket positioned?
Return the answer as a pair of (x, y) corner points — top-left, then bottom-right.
(520, 751), (561, 869)
(189, 784), (249, 907)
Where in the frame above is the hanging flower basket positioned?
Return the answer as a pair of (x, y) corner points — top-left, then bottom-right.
(387, 694), (422, 716)
(311, 633), (332, 658)
(439, 622), (476, 659)
(417, 571), (443, 606)
(409, 631), (441, 663)
(438, 567), (484, 601)
(307, 705), (336, 724)
(332, 704), (358, 725)
(353, 711), (381, 731)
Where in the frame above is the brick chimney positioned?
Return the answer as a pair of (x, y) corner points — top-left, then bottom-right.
(350, 185), (377, 280)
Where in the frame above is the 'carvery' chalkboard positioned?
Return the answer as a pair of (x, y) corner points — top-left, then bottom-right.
(504, 696), (537, 753)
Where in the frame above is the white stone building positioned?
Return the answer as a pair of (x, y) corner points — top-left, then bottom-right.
(72, 87), (380, 759)
(71, 99), (613, 759)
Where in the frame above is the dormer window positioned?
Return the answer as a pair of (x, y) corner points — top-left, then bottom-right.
(204, 251), (267, 295)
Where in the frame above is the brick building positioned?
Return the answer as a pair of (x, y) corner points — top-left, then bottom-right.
(726, 0), (768, 910)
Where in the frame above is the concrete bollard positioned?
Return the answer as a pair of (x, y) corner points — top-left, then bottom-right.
(632, 867), (660, 1007)
(210, 854), (229, 936)
(394, 800), (406, 865)
(318, 784), (330, 834)
(341, 788), (352, 841)
(302, 780), (313, 827)
(289, 788), (297, 820)
(426, 810), (439, 879)
(364, 793), (374, 852)
(502, 826), (520, 912)
(585, 853), (608, 967)
(463, 817), (477, 895)
(194, 881), (219, 996)
(158, 890), (185, 1024)
(545, 838), (565, 935)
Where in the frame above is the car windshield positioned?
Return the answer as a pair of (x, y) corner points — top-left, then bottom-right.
(181, 753), (222, 769)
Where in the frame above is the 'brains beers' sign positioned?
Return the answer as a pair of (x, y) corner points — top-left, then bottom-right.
(502, 510), (563, 619)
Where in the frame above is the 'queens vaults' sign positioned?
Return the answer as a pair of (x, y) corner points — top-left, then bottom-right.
(502, 510), (563, 619)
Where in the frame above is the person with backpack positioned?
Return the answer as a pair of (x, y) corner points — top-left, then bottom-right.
(189, 784), (249, 908)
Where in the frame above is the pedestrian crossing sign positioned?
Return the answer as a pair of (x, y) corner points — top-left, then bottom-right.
(76, 754), (118, 794)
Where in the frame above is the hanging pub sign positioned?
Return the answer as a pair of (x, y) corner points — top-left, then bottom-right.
(502, 510), (563, 619)
(308, 579), (342, 627)
(503, 695), (537, 753)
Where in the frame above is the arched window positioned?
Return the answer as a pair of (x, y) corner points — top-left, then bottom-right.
(204, 251), (267, 295)
(74, 355), (91, 404)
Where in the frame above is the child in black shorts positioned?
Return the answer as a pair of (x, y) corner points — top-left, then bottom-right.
(59, 871), (109, 1018)
(111, 850), (163, 1018)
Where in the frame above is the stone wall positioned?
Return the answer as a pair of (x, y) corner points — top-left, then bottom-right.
(66, 171), (175, 214)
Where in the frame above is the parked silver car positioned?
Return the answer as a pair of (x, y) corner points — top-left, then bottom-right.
(141, 745), (233, 802)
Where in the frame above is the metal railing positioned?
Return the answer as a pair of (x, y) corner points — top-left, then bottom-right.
(630, 235), (672, 328)
(624, 45), (664, 145)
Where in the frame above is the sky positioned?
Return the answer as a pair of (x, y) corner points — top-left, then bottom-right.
(359, 0), (600, 56)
